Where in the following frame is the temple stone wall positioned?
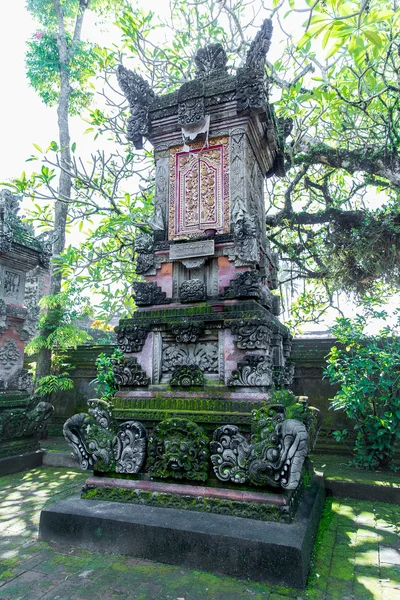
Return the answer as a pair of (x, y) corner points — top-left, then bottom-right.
(52, 338), (352, 454)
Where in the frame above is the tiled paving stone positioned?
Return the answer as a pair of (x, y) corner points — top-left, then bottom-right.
(1, 467), (400, 599)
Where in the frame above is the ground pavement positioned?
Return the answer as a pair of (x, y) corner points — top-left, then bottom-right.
(0, 467), (399, 600)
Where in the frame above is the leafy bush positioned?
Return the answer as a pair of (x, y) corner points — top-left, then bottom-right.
(91, 349), (123, 400)
(26, 287), (92, 399)
(325, 309), (400, 470)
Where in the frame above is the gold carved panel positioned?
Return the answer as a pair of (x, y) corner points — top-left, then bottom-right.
(169, 137), (230, 240)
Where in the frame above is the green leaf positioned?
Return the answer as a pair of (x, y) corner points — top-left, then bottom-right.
(33, 143), (43, 153)
(363, 30), (383, 48)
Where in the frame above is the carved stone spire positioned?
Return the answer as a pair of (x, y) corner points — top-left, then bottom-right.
(245, 18), (273, 73)
(116, 65), (155, 149)
(194, 43), (228, 79)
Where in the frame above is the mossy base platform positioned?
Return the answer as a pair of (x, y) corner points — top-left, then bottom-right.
(39, 475), (324, 588)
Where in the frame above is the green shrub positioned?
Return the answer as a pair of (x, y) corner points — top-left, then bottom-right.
(91, 349), (123, 400)
(325, 309), (400, 470)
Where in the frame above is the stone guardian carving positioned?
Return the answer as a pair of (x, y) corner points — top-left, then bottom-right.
(210, 415), (309, 490)
(63, 399), (147, 474)
(147, 418), (209, 481)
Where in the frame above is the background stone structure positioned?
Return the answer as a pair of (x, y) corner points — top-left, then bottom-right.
(0, 189), (53, 467)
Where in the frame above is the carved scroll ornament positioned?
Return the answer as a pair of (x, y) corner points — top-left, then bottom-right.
(228, 354), (273, 387)
(63, 398), (147, 474)
(115, 324), (149, 353)
(210, 417), (308, 490)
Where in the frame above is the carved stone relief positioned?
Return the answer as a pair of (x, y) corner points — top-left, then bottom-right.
(169, 320), (204, 344)
(228, 354), (273, 387)
(229, 129), (246, 228)
(0, 400), (53, 441)
(228, 318), (272, 350)
(135, 230), (155, 275)
(147, 418), (209, 481)
(111, 356), (150, 386)
(133, 281), (170, 306)
(115, 324), (149, 353)
(179, 279), (206, 303)
(63, 399), (147, 474)
(154, 159), (169, 237)
(210, 417), (308, 490)
(0, 340), (20, 379)
(114, 421), (148, 474)
(162, 342), (218, 373)
(221, 270), (275, 310)
(177, 80), (205, 127)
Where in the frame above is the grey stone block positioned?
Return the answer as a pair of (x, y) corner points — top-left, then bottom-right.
(0, 451), (44, 476)
(39, 476), (324, 588)
(42, 451), (78, 468)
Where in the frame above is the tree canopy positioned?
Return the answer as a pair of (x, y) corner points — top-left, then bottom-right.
(10, 0), (400, 327)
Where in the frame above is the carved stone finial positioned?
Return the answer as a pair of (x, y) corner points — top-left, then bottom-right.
(245, 18), (273, 73)
(194, 43), (228, 79)
(237, 19), (273, 112)
(117, 65), (155, 149)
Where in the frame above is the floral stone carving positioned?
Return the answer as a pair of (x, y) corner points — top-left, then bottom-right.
(147, 418), (209, 481)
(210, 407), (309, 490)
(169, 320), (204, 344)
(179, 279), (206, 303)
(133, 281), (170, 306)
(111, 356), (150, 387)
(162, 342), (218, 373)
(221, 270), (273, 309)
(115, 324), (149, 353)
(63, 398), (147, 474)
(229, 318), (272, 350)
(170, 365), (205, 386)
(228, 354), (273, 387)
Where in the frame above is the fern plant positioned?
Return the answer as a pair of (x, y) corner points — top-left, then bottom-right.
(26, 285), (93, 399)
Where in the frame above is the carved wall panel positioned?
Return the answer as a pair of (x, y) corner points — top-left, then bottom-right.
(0, 266), (25, 304)
(229, 128), (246, 228)
(0, 340), (21, 385)
(154, 156), (169, 235)
(169, 137), (230, 239)
(162, 342), (218, 373)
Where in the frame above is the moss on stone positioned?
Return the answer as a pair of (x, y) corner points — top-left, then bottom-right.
(82, 485), (284, 522)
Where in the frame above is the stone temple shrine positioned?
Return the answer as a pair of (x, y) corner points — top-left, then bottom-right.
(40, 20), (324, 588)
(0, 190), (53, 474)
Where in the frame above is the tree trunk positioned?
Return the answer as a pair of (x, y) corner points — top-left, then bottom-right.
(35, 3), (72, 385)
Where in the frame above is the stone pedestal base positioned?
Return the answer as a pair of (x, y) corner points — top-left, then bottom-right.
(0, 450), (44, 476)
(39, 475), (324, 588)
